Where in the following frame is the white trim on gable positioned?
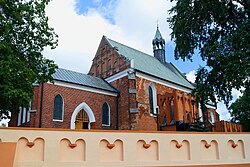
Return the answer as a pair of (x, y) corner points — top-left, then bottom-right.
(51, 81), (118, 97)
(105, 68), (193, 93)
(137, 72), (193, 93)
(205, 103), (217, 110)
(105, 69), (130, 83)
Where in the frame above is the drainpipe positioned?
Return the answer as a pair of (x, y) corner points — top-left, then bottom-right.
(116, 94), (119, 130)
(39, 83), (44, 128)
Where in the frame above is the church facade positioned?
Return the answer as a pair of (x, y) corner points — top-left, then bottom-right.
(9, 27), (222, 131)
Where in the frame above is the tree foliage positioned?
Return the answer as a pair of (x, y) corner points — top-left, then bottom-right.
(168, 0), (250, 106)
(229, 82), (250, 131)
(0, 0), (58, 120)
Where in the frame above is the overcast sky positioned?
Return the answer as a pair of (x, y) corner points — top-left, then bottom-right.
(0, 0), (241, 125)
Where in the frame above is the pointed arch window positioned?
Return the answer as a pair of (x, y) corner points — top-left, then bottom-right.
(53, 94), (63, 121)
(148, 83), (157, 115)
(149, 86), (154, 114)
(102, 102), (110, 126)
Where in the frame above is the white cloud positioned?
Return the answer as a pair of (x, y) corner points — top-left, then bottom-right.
(186, 70), (196, 83)
(44, 0), (174, 73)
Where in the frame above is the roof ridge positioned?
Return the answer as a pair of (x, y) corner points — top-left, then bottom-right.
(105, 37), (156, 60)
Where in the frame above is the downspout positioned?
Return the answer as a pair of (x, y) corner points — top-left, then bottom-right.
(116, 93), (120, 130)
(39, 83), (44, 128)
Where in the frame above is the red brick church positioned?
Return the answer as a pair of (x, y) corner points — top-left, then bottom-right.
(9, 27), (230, 131)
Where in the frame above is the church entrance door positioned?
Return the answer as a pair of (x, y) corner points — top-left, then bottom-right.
(70, 102), (96, 129)
(75, 109), (89, 129)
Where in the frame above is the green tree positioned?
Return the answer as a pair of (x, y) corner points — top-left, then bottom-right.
(0, 0), (58, 120)
(229, 81), (250, 131)
(168, 0), (250, 108)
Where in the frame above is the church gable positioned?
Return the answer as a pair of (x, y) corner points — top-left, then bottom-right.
(89, 36), (130, 78)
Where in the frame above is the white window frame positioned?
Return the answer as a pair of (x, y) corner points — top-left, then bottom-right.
(53, 94), (64, 122)
(102, 102), (110, 126)
(17, 107), (22, 126)
(148, 82), (158, 116)
(22, 108), (26, 124)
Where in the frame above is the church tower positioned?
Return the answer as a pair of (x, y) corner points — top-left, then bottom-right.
(152, 25), (166, 64)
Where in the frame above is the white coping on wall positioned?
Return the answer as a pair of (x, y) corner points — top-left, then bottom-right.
(0, 128), (249, 167)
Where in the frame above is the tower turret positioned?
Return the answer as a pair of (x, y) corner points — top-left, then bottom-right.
(152, 25), (165, 64)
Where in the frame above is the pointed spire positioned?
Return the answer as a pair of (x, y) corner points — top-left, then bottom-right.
(152, 25), (166, 64)
(154, 25), (163, 40)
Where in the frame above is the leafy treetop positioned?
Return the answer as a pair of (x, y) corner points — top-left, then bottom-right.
(0, 0), (58, 119)
(168, 0), (249, 106)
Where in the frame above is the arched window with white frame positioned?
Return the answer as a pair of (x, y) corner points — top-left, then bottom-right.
(53, 94), (64, 121)
(148, 83), (157, 115)
(102, 102), (110, 126)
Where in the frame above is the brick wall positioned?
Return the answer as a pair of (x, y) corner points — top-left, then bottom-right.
(11, 83), (118, 130)
(89, 37), (129, 78)
(110, 77), (130, 130)
(133, 77), (199, 131)
(39, 83), (117, 129)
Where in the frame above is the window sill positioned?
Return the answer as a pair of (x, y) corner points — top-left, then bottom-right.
(102, 124), (110, 127)
(53, 119), (63, 122)
(150, 113), (157, 118)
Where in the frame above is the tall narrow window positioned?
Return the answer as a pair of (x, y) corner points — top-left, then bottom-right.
(210, 111), (215, 124)
(170, 99), (175, 125)
(187, 112), (191, 122)
(149, 86), (154, 114)
(53, 94), (63, 121)
(102, 102), (110, 126)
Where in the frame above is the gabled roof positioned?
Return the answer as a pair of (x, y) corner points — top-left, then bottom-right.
(52, 68), (119, 93)
(104, 36), (194, 90)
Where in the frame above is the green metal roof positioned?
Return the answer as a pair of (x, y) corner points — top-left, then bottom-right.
(52, 68), (119, 93)
(104, 36), (194, 90)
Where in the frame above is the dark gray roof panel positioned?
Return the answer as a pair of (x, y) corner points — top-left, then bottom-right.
(105, 36), (194, 89)
(52, 68), (118, 93)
